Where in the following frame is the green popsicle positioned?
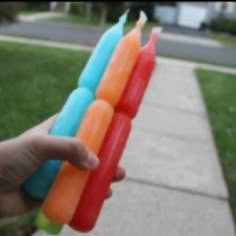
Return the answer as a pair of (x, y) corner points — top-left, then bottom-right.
(35, 210), (63, 235)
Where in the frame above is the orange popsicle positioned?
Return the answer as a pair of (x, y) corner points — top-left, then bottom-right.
(96, 11), (147, 107)
(42, 100), (113, 224)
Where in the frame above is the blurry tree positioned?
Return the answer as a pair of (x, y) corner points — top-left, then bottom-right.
(157, 2), (177, 6)
(93, 2), (125, 25)
(128, 2), (156, 21)
(128, 1), (176, 21)
(106, 2), (125, 22)
(70, 2), (93, 23)
(94, 2), (108, 26)
(209, 17), (236, 35)
(70, 2), (84, 15)
(85, 2), (93, 23)
(0, 2), (24, 23)
(24, 2), (50, 11)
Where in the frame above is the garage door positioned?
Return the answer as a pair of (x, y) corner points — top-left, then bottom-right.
(177, 4), (207, 29)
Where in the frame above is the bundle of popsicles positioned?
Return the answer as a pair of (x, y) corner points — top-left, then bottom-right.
(22, 10), (162, 234)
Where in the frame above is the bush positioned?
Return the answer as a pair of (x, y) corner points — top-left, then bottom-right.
(106, 2), (125, 23)
(70, 2), (125, 24)
(209, 17), (236, 35)
(70, 2), (84, 15)
(129, 2), (156, 22)
(200, 22), (208, 30)
(0, 210), (37, 236)
(0, 2), (24, 23)
(24, 2), (50, 11)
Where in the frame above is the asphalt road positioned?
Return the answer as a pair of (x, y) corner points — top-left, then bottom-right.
(0, 21), (235, 67)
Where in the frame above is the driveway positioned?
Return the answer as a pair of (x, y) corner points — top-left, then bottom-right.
(160, 23), (208, 38)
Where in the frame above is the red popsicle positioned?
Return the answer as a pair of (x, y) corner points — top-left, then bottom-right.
(116, 27), (162, 118)
(69, 113), (131, 232)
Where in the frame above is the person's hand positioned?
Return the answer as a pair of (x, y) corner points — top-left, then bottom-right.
(0, 115), (125, 218)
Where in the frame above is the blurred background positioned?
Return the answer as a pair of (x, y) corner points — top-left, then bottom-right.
(0, 1), (236, 65)
(0, 1), (235, 236)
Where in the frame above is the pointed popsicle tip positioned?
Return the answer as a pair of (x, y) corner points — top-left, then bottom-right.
(139, 10), (148, 24)
(136, 10), (147, 29)
(124, 8), (130, 15)
(152, 27), (163, 35)
(149, 26), (162, 42)
(119, 9), (130, 24)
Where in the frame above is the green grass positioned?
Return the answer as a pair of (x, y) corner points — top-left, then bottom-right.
(20, 9), (43, 15)
(0, 210), (37, 235)
(208, 31), (236, 47)
(196, 69), (236, 216)
(0, 41), (90, 140)
(47, 14), (102, 27)
(0, 41), (90, 234)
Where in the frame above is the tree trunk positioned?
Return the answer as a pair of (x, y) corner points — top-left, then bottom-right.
(100, 4), (108, 26)
(85, 2), (92, 23)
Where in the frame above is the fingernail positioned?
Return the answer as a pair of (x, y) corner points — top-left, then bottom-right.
(85, 152), (99, 169)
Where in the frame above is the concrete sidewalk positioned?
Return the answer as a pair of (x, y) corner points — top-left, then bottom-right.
(28, 48), (235, 235)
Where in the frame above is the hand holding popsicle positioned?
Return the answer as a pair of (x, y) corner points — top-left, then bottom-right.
(22, 10), (128, 200)
(23, 88), (94, 199)
(34, 9), (162, 234)
(38, 10), (146, 227)
(0, 115), (99, 218)
(42, 100), (114, 224)
(33, 10), (129, 234)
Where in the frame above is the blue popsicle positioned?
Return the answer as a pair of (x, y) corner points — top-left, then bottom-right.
(78, 10), (129, 93)
(23, 87), (94, 199)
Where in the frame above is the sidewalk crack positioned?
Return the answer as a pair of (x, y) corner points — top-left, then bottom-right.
(125, 177), (228, 202)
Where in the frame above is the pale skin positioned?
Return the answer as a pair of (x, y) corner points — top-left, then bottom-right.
(0, 115), (125, 218)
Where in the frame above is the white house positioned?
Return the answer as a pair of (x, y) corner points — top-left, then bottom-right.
(154, 2), (236, 29)
(48, 2), (236, 30)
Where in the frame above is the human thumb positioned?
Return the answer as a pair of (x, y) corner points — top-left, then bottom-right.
(27, 134), (99, 170)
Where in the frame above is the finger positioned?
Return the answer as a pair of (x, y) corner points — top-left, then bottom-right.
(112, 166), (126, 182)
(0, 189), (41, 218)
(28, 135), (99, 170)
(21, 114), (58, 136)
(36, 114), (58, 132)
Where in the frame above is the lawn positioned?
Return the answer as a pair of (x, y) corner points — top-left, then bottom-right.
(1, 41), (235, 233)
(208, 31), (236, 47)
(0, 41), (90, 140)
(0, 41), (90, 234)
(196, 69), (236, 217)
(20, 9), (42, 15)
(47, 14), (101, 27)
